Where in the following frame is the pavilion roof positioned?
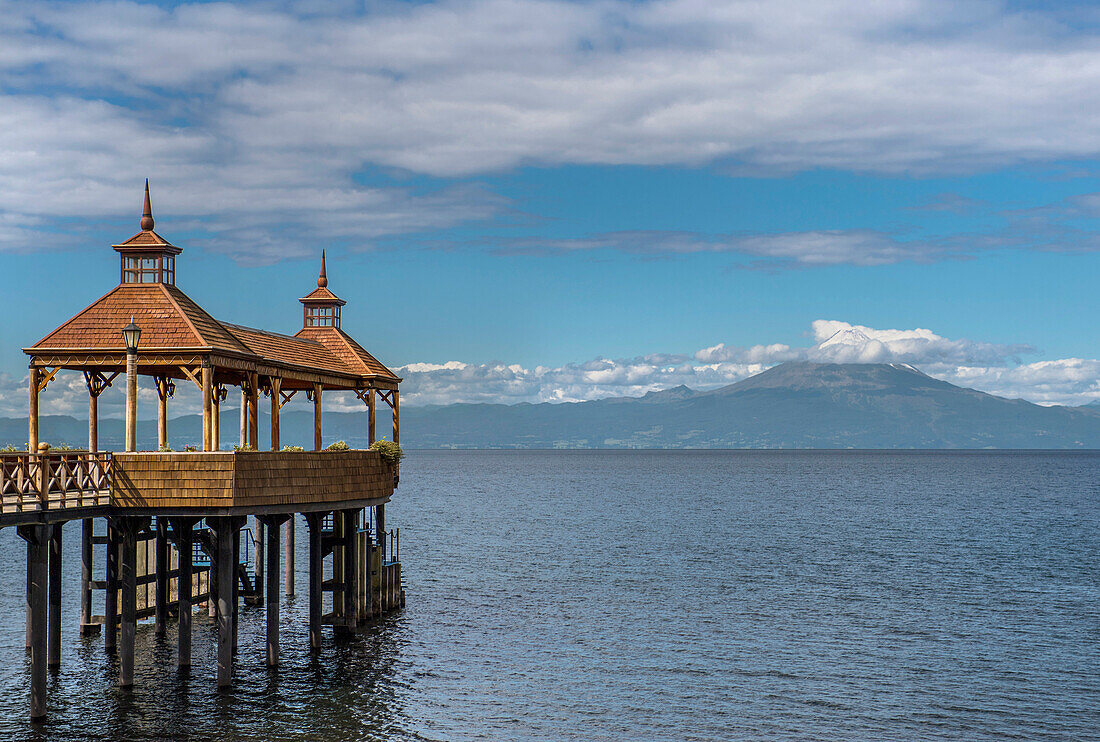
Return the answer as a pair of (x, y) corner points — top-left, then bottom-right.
(29, 283), (252, 355)
(296, 326), (400, 381)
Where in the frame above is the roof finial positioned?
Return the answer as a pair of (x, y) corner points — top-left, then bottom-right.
(318, 250), (328, 288)
(140, 179), (154, 231)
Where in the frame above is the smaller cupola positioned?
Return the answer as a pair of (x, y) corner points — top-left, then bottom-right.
(300, 251), (347, 328)
(113, 180), (181, 285)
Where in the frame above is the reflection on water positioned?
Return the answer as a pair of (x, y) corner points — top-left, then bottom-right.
(0, 451), (1098, 741)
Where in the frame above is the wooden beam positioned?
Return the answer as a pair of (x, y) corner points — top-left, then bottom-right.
(278, 389), (297, 410)
(239, 389), (247, 448)
(154, 518), (168, 636)
(178, 365), (202, 390)
(36, 366), (60, 393)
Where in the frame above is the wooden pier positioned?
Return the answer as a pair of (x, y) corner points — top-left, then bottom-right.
(1, 183), (405, 720)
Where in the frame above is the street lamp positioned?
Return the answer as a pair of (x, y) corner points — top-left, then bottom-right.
(123, 318), (141, 451)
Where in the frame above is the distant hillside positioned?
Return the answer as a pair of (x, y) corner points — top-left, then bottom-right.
(3, 363), (1099, 449)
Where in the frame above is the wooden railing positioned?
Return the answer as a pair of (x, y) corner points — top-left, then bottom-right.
(0, 451), (112, 514)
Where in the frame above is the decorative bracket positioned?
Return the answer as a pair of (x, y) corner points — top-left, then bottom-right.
(36, 367), (60, 393)
(83, 370), (120, 398)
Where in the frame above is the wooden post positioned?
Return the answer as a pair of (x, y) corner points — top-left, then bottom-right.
(368, 388), (376, 444)
(156, 376), (169, 450)
(20, 524), (48, 720)
(214, 518), (235, 688)
(248, 372), (259, 449)
(270, 377), (281, 450)
(105, 520), (118, 654)
(28, 364), (39, 455)
(392, 389), (399, 445)
(232, 527), (240, 652)
(313, 383), (323, 451)
(376, 504), (386, 561)
(201, 361), (213, 452)
(285, 515), (295, 597)
(305, 513), (322, 651)
(264, 517), (284, 667)
(125, 351), (137, 452)
(212, 387), (221, 450)
(48, 522), (62, 669)
(253, 516), (264, 601)
(240, 388), (247, 448)
(155, 518), (168, 636)
(119, 519), (137, 688)
(80, 518), (93, 635)
(176, 518), (193, 669)
(343, 509), (358, 632)
(87, 377), (98, 453)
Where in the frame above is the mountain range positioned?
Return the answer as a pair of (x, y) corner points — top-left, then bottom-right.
(3, 362), (1098, 450)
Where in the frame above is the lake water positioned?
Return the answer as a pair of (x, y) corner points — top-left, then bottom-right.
(0, 451), (1097, 740)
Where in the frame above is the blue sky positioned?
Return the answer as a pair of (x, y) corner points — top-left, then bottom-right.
(1, 0), (1099, 415)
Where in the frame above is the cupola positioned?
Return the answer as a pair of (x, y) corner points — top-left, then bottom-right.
(112, 180), (181, 285)
(300, 251), (346, 328)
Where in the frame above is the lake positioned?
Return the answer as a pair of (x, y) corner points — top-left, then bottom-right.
(0, 451), (1097, 740)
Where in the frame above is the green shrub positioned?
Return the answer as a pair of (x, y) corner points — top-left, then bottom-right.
(280, 445), (305, 452)
(2, 444), (22, 453)
(184, 444), (198, 452)
(370, 439), (404, 466)
(159, 443), (173, 452)
(233, 444), (255, 452)
(325, 440), (350, 451)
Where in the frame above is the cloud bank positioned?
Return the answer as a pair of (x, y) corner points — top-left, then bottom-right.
(6, 1), (1100, 262)
(8, 320), (1090, 420)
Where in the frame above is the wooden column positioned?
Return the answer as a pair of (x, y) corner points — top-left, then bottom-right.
(305, 513), (323, 651)
(248, 372), (259, 449)
(212, 387), (221, 450)
(176, 518), (193, 670)
(155, 376), (170, 450)
(270, 377), (281, 450)
(285, 515), (295, 597)
(119, 519), (137, 688)
(343, 509), (359, 633)
(125, 352), (137, 452)
(376, 504), (386, 561)
(87, 376), (99, 453)
(313, 383), (323, 450)
(201, 361), (213, 452)
(154, 518), (168, 636)
(28, 365), (39, 455)
(368, 388), (376, 444)
(232, 527), (240, 652)
(214, 518), (235, 688)
(263, 516), (285, 667)
(105, 520), (119, 654)
(20, 524), (48, 720)
(80, 518), (94, 636)
(253, 516), (264, 603)
(48, 523), (62, 669)
(239, 389), (247, 447)
(392, 389), (399, 445)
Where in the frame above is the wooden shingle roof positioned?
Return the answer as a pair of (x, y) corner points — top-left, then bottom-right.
(30, 283), (252, 355)
(222, 324), (349, 376)
(296, 326), (400, 381)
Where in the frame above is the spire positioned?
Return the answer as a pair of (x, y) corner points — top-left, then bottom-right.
(318, 250), (328, 288)
(140, 179), (154, 231)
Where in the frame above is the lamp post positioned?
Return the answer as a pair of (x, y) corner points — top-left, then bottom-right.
(122, 318), (141, 452)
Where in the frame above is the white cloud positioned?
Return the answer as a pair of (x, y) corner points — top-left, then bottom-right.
(6, 1), (1100, 260)
(2, 319), (1096, 416)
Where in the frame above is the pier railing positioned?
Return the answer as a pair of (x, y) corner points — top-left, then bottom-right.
(0, 451), (112, 514)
